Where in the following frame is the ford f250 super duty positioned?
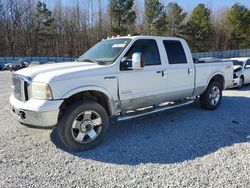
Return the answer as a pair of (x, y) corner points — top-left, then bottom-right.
(10, 36), (233, 151)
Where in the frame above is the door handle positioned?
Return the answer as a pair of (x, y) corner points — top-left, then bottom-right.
(156, 70), (166, 77)
(162, 70), (167, 77)
(188, 68), (192, 75)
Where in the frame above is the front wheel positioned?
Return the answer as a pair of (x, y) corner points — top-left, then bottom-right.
(57, 101), (109, 151)
(200, 81), (222, 110)
(238, 76), (244, 89)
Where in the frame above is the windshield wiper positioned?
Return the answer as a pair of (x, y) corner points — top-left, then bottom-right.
(78, 58), (100, 64)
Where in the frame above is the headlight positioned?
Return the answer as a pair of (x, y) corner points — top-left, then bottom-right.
(31, 82), (53, 99)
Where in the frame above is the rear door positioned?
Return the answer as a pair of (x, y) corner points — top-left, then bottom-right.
(118, 39), (168, 110)
(163, 40), (195, 100)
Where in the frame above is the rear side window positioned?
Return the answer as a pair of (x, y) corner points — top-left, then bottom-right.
(124, 39), (161, 66)
(163, 40), (187, 64)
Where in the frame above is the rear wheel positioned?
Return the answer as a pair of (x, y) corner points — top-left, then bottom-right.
(200, 81), (222, 110)
(57, 101), (109, 151)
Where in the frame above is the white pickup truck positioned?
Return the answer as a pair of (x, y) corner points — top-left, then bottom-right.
(10, 36), (233, 151)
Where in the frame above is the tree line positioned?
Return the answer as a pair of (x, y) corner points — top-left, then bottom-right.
(0, 0), (249, 57)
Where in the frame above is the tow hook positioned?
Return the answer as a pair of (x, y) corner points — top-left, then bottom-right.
(19, 111), (26, 119)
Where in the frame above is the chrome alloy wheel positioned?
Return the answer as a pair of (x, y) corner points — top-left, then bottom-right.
(209, 86), (221, 106)
(71, 110), (102, 143)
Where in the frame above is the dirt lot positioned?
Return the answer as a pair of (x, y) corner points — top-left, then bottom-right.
(0, 71), (249, 187)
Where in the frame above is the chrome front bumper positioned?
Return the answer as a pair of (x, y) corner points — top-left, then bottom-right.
(10, 94), (63, 127)
(10, 106), (59, 127)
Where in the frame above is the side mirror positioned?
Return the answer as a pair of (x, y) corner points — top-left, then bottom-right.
(131, 52), (144, 70)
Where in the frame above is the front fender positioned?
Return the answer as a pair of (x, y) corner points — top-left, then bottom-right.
(60, 85), (119, 115)
(61, 85), (114, 100)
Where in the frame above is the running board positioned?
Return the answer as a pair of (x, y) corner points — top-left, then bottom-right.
(117, 100), (194, 121)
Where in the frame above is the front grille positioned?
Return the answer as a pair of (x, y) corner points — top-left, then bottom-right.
(12, 75), (30, 101)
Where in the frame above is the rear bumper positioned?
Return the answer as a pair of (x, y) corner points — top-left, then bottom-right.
(10, 94), (63, 127)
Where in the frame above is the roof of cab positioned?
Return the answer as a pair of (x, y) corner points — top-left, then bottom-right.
(105, 35), (183, 41)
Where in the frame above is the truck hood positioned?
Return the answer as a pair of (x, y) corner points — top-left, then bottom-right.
(15, 62), (105, 83)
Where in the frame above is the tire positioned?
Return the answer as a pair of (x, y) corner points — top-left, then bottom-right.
(57, 100), (109, 151)
(200, 81), (222, 110)
(237, 76), (244, 89)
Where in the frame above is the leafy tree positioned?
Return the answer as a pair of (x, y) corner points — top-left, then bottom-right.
(0, 0), (250, 57)
(227, 3), (250, 49)
(211, 8), (232, 51)
(0, 0), (5, 52)
(34, 0), (55, 55)
(144, 0), (167, 35)
(109, 0), (136, 35)
(166, 2), (187, 37)
(182, 4), (212, 52)
(0, 0), (4, 36)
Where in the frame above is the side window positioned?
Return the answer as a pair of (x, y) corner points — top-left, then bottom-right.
(245, 60), (250, 68)
(124, 39), (161, 66)
(163, 40), (187, 64)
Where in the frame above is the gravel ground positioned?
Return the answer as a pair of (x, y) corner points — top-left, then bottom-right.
(0, 71), (249, 187)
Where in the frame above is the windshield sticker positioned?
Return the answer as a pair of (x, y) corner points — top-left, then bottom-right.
(112, 44), (126, 48)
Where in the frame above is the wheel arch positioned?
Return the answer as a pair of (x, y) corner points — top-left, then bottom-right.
(59, 86), (118, 117)
(240, 74), (244, 80)
(207, 73), (225, 90)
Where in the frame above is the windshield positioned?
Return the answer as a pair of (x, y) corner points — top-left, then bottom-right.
(12, 59), (24, 65)
(232, 60), (244, 66)
(78, 38), (131, 65)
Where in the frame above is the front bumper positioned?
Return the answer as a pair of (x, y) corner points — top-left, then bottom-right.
(10, 94), (63, 127)
(227, 77), (240, 89)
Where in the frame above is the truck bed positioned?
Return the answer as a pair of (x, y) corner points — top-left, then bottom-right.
(193, 61), (233, 96)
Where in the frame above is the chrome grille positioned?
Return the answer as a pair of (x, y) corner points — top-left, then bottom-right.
(12, 75), (31, 101)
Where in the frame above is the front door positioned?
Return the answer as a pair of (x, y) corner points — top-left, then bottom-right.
(118, 39), (167, 111)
